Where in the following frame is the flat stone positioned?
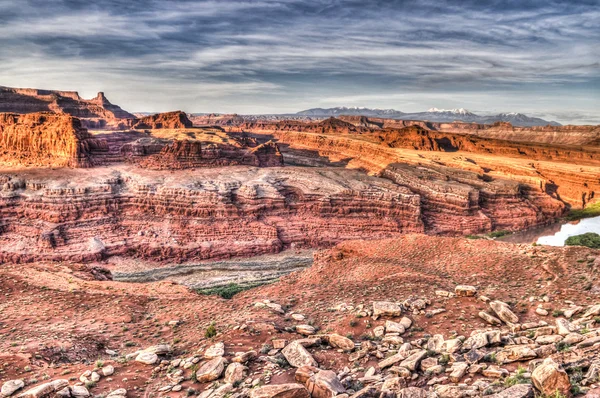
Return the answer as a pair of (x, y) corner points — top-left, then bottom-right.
(372, 301), (402, 319)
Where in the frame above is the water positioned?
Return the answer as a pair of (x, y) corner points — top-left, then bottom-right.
(536, 216), (600, 246)
(497, 215), (600, 246)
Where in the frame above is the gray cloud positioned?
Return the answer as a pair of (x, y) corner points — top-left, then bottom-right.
(0, 0), (598, 123)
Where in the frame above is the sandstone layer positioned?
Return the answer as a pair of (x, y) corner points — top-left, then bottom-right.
(0, 113), (101, 168)
(130, 111), (193, 130)
(0, 166), (423, 264)
(239, 120), (600, 210)
(0, 86), (134, 126)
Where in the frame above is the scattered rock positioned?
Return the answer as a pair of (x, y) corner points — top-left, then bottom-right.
(531, 357), (571, 397)
(282, 341), (318, 368)
(1, 380), (24, 397)
(250, 384), (310, 398)
(196, 356), (227, 383)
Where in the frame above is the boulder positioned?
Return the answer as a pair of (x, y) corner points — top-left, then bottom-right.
(489, 300), (519, 324)
(448, 362), (468, 382)
(224, 362), (247, 384)
(378, 351), (409, 369)
(250, 384), (310, 398)
(282, 341), (318, 368)
(196, 356), (226, 383)
(1, 380), (24, 397)
(101, 365), (114, 377)
(385, 320), (405, 334)
(488, 384), (534, 398)
(326, 334), (355, 351)
(427, 334), (445, 353)
(479, 311), (502, 326)
(462, 332), (488, 350)
(305, 369), (345, 398)
(106, 389), (127, 398)
(142, 344), (171, 355)
(135, 351), (158, 365)
(455, 285), (477, 297)
(399, 350), (427, 371)
(381, 377), (407, 395)
(495, 345), (537, 364)
(18, 380), (68, 398)
(71, 386), (90, 398)
(555, 318), (572, 336)
(531, 358), (571, 397)
(205, 342), (225, 358)
(398, 387), (428, 398)
(373, 301), (402, 319)
(296, 325), (316, 336)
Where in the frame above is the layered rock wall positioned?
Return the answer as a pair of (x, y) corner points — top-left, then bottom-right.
(0, 113), (100, 167)
(0, 168), (423, 264)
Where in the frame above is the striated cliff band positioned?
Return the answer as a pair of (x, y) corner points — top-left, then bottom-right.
(0, 108), (598, 267)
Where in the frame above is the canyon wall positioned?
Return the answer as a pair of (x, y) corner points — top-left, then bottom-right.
(0, 113), (101, 167)
(0, 167), (423, 264)
(130, 111), (193, 129)
(0, 86), (135, 125)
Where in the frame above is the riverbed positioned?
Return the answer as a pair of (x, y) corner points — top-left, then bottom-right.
(499, 216), (600, 246)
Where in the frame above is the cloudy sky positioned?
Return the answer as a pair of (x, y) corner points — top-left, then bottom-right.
(0, 0), (598, 123)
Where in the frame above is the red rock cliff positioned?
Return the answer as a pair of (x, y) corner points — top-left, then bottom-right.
(0, 112), (100, 167)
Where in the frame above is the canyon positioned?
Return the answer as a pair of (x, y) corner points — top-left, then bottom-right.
(1, 108), (599, 267)
(1, 88), (600, 398)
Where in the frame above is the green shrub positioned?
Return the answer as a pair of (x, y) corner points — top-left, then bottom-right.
(205, 322), (217, 338)
(566, 202), (600, 221)
(503, 366), (529, 386)
(565, 233), (600, 249)
(196, 282), (265, 299)
(488, 230), (511, 239)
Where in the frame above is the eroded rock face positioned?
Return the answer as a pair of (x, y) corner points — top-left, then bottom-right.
(0, 113), (100, 167)
(130, 111), (192, 130)
(134, 139), (283, 170)
(0, 86), (134, 125)
(0, 166), (424, 264)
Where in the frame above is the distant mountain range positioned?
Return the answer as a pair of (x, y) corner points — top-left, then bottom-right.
(296, 106), (561, 127)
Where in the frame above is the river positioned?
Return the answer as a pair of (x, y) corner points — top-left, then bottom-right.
(499, 216), (600, 246)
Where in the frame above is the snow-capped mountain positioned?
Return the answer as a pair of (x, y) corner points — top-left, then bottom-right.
(297, 106), (403, 117)
(295, 107), (560, 126)
(427, 108), (475, 116)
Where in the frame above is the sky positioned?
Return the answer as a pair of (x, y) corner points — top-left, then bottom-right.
(0, 0), (598, 124)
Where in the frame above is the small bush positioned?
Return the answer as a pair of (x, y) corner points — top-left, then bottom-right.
(488, 230), (511, 239)
(205, 322), (217, 338)
(504, 366), (529, 386)
(196, 282), (265, 299)
(556, 341), (572, 352)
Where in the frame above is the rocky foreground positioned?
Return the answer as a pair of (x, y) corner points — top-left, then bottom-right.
(2, 235), (600, 397)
